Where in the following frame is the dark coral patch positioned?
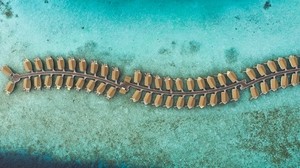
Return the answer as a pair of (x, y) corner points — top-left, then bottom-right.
(158, 48), (171, 55)
(188, 40), (201, 53)
(0, 1), (14, 19)
(180, 40), (201, 55)
(224, 47), (238, 64)
(264, 1), (271, 10)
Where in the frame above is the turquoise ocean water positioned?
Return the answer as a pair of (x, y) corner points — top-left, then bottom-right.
(0, 0), (300, 167)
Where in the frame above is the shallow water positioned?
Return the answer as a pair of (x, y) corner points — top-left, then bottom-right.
(0, 0), (300, 167)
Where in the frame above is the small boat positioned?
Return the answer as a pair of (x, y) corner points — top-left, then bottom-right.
(266, 60), (277, 73)
(5, 81), (15, 94)
(23, 78), (31, 92)
(34, 58), (43, 71)
(226, 71), (238, 83)
(176, 96), (185, 109)
(68, 58), (76, 72)
(86, 80), (96, 92)
(187, 96), (195, 109)
(46, 57), (54, 71)
(206, 76), (216, 89)
(96, 82), (106, 95)
(44, 75), (52, 89)
(75, 77), (85, 91)
(79, 59), (87, 73)
(55, 75), (63, 89)
(23, 59), (32, 72)
(89, 60), (98, 75)
(277, 57), (287, 70)
(57, 57), (65, 71)
(217, 73), (227, 86)
(175, 78), (183, 91)
(1, 65), (13, 77)
(33, 76), (41, 90)
(256, 64), (267, 76)
(154, 75), (162, 89)
(134, 70), (142, 84)
(106, 86), (116, 99)
(164, 77), (173, 91)
(196, 77), (206, 90)
(131, 90), (142, 102)
(186, 78), (194, 91)
(111, 67), (120, 81)
(289, 55), (298, 68)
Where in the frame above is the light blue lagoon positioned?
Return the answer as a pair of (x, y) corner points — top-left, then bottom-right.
(0, 0), (299, 167)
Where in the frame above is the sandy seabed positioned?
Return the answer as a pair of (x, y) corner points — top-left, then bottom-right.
(0, 0), (300, 167)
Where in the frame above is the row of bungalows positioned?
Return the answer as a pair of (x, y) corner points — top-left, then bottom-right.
(2, 71), (121, 99)
(245, 55), (299, 99)
(247, 74), (299, 99)
(21, 57), (122, 81)
(130, 70), (242, 109)
(245, 55), (298, 80)
(1, 58), (124, 99)
(130, 88), (241, 109)
(1, 55), (299, 109)
(132, 70), (239, 91)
